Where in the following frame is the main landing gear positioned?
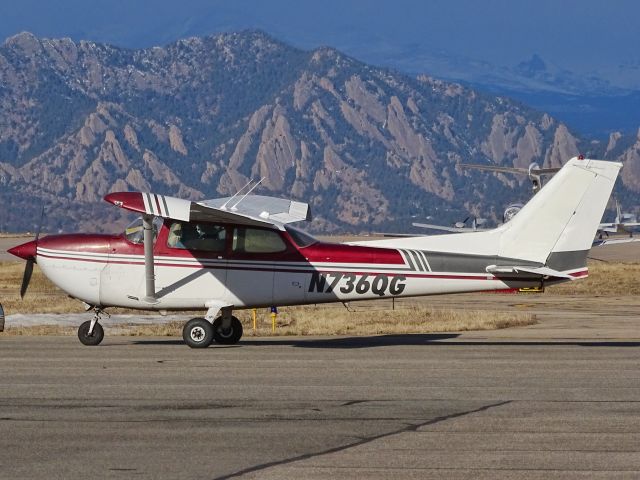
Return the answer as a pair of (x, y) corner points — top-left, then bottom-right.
(182, 311), (243, 349)
(75, 306), (243, 348)
(78, 308), (106, 346)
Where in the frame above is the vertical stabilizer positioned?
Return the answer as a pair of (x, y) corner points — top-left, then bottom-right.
(498, 157), (622, 268)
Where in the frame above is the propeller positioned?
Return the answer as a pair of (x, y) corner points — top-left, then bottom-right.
(20, 259), (34, 299)
(19, 204), (45, 299)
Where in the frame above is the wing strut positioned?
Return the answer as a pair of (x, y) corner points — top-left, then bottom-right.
(142, 214), (158, 304)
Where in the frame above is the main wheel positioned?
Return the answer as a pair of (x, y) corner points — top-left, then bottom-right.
(78, 321), (104, 346)
(212, 316), (243, 345)
(183, 318), (214, 348)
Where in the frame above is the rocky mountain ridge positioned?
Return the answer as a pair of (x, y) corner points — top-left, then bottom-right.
(0, 30), (638, 233)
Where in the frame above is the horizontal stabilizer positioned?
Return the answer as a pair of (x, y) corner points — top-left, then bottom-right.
(412, 222), (489, 233)
(486, 265), (573, 279)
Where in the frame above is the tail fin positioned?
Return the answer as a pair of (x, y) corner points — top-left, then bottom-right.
(498, 157), (622, 271)
(352, 157), (621, 277)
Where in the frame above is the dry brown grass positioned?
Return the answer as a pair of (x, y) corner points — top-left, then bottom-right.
(0, 233), (32, 238)
(4, 309), (536, 337)
(3, 321), (187, 337)
(233, 305), (537, 336)
(546, 261), (640, 296)
(5, 325), (77, 336)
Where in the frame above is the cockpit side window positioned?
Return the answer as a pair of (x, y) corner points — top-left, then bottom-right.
(167, 221), (227, 252)
(124, 217), (162, 244)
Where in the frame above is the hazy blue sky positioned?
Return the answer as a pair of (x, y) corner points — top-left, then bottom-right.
(1, 0), (638, 72)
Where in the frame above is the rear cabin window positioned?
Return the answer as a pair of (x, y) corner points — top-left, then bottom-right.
(232, 227), (286, 254)
(167, 222), (227, 252)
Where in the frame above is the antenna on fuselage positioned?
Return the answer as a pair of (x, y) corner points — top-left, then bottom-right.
(230, 177), (265, 211)
(220, 178), (254, 211)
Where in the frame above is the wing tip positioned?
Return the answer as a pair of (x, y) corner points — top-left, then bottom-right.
(104, 192), (146, 214)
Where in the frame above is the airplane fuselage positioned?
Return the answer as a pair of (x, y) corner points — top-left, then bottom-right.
(28, 220), (577, 312)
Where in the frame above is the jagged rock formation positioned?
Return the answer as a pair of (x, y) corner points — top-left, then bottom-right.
(0, 30), (637, 233)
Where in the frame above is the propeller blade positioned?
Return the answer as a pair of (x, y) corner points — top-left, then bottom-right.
(20, 259), (34, 299)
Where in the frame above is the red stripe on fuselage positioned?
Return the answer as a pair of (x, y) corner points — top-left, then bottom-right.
(300, 242), (405, 265)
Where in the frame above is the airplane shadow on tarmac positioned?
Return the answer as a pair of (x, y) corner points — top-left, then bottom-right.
(132, 334), (459, 349)
(131, 335), (640, 349)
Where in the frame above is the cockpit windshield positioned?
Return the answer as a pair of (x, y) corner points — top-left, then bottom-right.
(284, 225), (318, 248)
(124, 216), (163, 244)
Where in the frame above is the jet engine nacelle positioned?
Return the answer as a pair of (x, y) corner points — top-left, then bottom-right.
(503, 203), (524, 224)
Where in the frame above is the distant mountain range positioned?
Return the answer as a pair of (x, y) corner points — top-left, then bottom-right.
(3, 2), (639, 135)
(0, 30), (638, 234)
(349, 45), (640, 136)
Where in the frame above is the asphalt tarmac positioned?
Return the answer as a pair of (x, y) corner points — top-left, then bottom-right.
(2, 310), (640, 479)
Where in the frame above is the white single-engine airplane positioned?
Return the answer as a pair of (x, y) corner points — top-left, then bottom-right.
(8, 157), (622, 348)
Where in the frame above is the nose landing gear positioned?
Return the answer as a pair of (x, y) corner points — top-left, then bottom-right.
(78, 308), (106, 346)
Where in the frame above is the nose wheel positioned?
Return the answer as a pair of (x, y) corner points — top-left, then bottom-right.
(77, 308), (107, 346)
(78, 320), (104, 346)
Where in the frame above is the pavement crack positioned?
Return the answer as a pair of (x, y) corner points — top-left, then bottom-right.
(340, 400), (368, 407)
(213, 400), (511, 480)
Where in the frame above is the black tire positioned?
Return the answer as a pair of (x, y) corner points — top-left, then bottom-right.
(183, 318), (214, 348)
(78, 320), (104, 346)
(212, 316), (243, 345)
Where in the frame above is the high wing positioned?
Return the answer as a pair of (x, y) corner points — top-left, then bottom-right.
(104, 192), (311, 230)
